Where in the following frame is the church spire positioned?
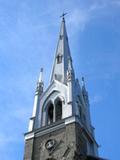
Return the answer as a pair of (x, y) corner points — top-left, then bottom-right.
(50, 15), (74, 84)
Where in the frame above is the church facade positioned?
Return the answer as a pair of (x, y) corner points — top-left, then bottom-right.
(24, 17), (104, 160)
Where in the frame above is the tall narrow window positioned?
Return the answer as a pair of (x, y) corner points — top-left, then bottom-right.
(60, 35), (63, 40)
(47, 103), (54, 125)
(55, 98), (62, 121)
(57, 54), (62, 64)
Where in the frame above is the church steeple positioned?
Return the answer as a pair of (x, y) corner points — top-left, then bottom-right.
(24, 16), (103, 160)
(50, 16), (75, 84)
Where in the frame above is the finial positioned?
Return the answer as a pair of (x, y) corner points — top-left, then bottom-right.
(82, 77), (85, 86)
(60, 12), (67, 21)
(38, 68), (43, 83)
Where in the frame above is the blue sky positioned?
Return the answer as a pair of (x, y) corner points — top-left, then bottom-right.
(0, 0), (120, 159)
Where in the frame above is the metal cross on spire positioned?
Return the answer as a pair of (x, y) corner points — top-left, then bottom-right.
(60, 12), (67, 20)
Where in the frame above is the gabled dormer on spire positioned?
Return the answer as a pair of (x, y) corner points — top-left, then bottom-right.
(50, 17), (75, 84)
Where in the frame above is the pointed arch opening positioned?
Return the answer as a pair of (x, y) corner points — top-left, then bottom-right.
(56, 54), (62, 64)
(55, 97), (62, 122)
(47, 102), (54, 125)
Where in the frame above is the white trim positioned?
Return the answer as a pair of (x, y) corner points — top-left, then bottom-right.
(28, 118), (34, 132)
(65, 116), (83, 126)
(65, 116), (76, 125)
(24, 132), (34, 140)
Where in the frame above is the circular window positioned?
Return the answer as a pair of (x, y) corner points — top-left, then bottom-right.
(45, 139), (56, 150)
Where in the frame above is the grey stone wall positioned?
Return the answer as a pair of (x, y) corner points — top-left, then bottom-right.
(24, 122), (89, 160)
(24, 138), (34, 160)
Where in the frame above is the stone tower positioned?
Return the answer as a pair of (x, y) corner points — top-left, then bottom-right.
(24, 16), (103, 160)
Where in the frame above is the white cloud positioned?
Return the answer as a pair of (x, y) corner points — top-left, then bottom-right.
(66, 1), (109, 33)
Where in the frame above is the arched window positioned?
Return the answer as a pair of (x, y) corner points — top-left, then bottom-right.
(47, 102), (54, 125)
(55, 98), (62, 122)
